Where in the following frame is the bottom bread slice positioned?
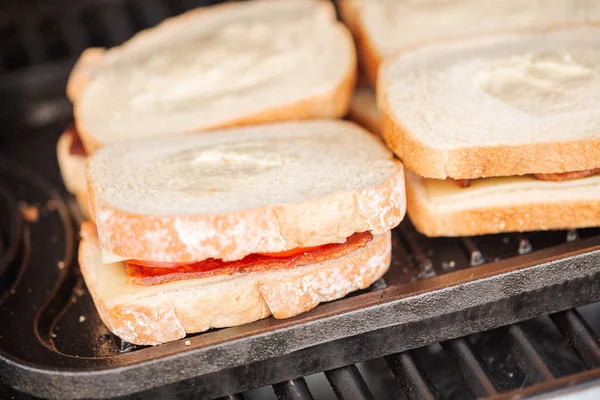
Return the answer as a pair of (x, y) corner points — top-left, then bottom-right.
(56, 130), (90, 218)
(79, 231), (391, 345)
(406, 171), (600, 237)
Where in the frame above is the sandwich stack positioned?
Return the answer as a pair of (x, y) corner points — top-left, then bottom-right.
(379, 25), (600, 236)
(81, 120), (404, 345)
(59, 0), (408, 345)
(343, 0), (600, 140)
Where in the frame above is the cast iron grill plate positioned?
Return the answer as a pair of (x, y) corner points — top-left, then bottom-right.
(1, 0), (599, 399)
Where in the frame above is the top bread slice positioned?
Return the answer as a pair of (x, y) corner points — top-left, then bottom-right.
(339, 0), (600, 87)
(87, 120), (406, 263)
(68, 0), (356, 153)
(379, 25), (600, 180)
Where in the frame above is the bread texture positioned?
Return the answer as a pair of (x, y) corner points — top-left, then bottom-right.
(379, 25), (600, 179)
(348, 88), (380, 136)
(406, 171), (600, 237)
(79, 228), (391, 345)
(87, 120), (405, 262)
(68, 0), (356, 153)
(340, 0), (600, 87)
(56, 130), (90, 218)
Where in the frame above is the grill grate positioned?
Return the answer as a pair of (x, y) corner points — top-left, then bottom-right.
(552, 311), (600, 369)
(325, 365), (373, 400)
(385, 352), (439, 399)
(1, 1), (600, 399)
(231, 310), (600, 400)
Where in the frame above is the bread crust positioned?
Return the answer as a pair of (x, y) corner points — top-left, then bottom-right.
(405, 173), (600, 236)
(79, 230), (391, 345)
(87, 164), (405, 262)
(66, 47), (106, 103)
(68, 1), (357, 154)
(338, 0), (381, 88)
(56, 130), (90, 218)
(380, 94), (600, 180)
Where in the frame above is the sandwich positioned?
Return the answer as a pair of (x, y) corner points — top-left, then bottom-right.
(79, 120), (406, 345)
(378, 25), (600, 237)
(58, 0), (356, 216)
(339, 0), (600, 86)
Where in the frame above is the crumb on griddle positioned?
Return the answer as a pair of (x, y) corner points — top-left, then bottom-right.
(20, 203), (39, 222)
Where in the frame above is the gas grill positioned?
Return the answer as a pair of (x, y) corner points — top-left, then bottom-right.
(1, 1), (599, 399)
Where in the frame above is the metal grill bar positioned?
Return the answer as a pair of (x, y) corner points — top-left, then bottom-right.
(505, 325), (553, 383)
(517, 233), (533, 255)
(441, 339), (498, 397)
(385, 352), (438, 400)
(325, 365), (373, 400)
(551, 310), (600, 369)
(566, 229), (579, 242)
(370, 278), (388, 291)
(273, 379), (314, 400)
(399, 225), (434, 277)
(460, 237), (484, 266)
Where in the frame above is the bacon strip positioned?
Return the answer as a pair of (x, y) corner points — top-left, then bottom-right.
(126, 232), (374, 285)
(533, 168), (600, 182)
(454, 179), (472, 188)
(67, 124), (87, 156)
(452, 169), (600, 188)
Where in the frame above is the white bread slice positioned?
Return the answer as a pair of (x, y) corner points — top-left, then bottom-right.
(56, 130), (90, 218)
(68, 0), (356, 153)
(349, 88), (380, 136)
(379, 25), (600, 180)
(406, 171), (600, 237)
(339, 0), (600, 86)
(87, 120), (405, 263)
(79, 230), (391, 345)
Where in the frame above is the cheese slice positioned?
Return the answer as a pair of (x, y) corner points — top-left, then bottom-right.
(417, 172), (600, 210)
(101, 247), (130, 264)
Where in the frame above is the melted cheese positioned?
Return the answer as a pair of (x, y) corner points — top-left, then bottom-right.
(101, 247), (130, 264)
(421, 174), (600, 206)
